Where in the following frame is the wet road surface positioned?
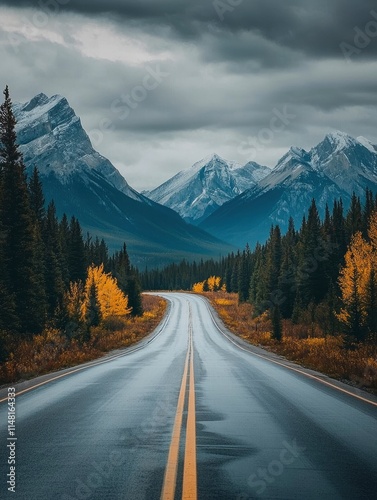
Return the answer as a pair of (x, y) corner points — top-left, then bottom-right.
(1, 292), (377, 499)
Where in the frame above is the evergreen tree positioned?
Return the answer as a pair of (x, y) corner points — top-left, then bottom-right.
(238, 245), (251, 302)
(126, 276), (143, 316)
(59, 213), (71, 285)
(43, 201), (65, 318)
(28, 166), (45, 224)
(111, 243), (143, 316)
(279, 218), (297, 318)
(346, 193), (362, 240)
(297, 199), (327, 305)
(68, 216), (87, 282)
(265, 225), (282, 301)
(85, 278), (102, 334)
(365, 268), (377, 341)
(0, 86), (44, 334)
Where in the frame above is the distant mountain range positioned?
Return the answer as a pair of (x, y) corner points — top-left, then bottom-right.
(148, 131), (377, 249)
(199, 132), (377, 247)
(13, 93), (234, 266)
(144, 154), (270, 225)
(14, 92), (377, 260)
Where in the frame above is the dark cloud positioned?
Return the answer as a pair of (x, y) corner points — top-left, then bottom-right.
(1, 0), (377, 60)
(1, 1), (377, 190)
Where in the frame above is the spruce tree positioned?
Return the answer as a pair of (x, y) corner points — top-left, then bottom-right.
(59, 213), (71, 286)
(85, 278), (102, 339)
(0, 86), (44, 334)
(278, 218), (297, 318)
(68, 216), (87, 283)
(365, 268), (377, 341)
(28, 166), (45, 224)
(111, 243), (143, 316)
(346, 193), (363, 240)
(271, 305), (283, 341)
(298, 199), (327, 305)
(238, 245), (251, 302)
(43, 201), (65, 318)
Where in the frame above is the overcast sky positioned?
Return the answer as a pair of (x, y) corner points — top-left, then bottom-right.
(0, 0), (377, 190)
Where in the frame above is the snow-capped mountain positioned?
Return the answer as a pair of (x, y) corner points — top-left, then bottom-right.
(144, 154), (270, 224)
(14, 93), (146, 202)
(13, 93), (233, 264)
(200, 132), (377, 248)
(310, 131), (377, 195)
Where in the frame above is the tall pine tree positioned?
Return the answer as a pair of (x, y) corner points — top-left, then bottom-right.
(0, 86), (45, 334)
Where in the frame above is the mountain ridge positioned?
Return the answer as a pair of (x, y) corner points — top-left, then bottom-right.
(13, 93), (234, 265)
(199, 131), (377, 248)
(144, 153), (270, 224)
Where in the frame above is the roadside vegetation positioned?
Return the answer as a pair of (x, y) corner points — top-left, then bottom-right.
(142, 193), (377, 395)
(0, 87), (167, 385)
(203, 291), (377, 394)
(0, 294), (166, 385)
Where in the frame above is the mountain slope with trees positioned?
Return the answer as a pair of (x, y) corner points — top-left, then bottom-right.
(142, 190), (377, 346)
(13, 92), (233, 265)
(0, 87), (146, 370)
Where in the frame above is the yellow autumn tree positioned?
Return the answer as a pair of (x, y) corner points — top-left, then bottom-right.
(192, 281), (204, 293)
(207, 276), (222, 292)
(64, 281), (86, 338)
(192, 276), (222, 293)
(82, 264), (131, 320)
(368, 211), (377, 251)
(338, 230), (375, 340)
(65, 281), (85, 320)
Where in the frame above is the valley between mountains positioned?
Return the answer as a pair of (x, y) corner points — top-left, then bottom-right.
(14, 93), (377, 258)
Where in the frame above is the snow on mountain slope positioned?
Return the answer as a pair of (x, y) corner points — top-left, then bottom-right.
(310, 131), (377, 196)
(200, 131), (377, 248)
(11, 93), (234, 263)
(13, 93), (146, 203)
(145, 153), (270, 224)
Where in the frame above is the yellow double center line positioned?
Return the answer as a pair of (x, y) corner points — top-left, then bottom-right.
(161, 306), (197, 500)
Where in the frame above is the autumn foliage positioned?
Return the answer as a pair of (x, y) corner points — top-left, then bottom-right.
(205, 291), (377, 393)
(338, 213), (377, 341)
(192, 276), (224, 293)
(0, 295), (166, 384)
(83, 264), (131, 319)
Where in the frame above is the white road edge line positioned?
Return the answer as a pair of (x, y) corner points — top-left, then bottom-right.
(0, 297), (172, 404)
(196, 295), (377, 409)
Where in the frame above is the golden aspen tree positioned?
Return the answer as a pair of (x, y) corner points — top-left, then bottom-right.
(207, 276), (222, 291)
(83, 265), (131, 319)
(65, 282), (85, 321)
(368, 211), (377, 253)
(192, 281), (204, 293)
(338, 231), (372, 339)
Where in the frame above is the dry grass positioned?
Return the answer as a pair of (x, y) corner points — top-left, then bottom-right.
(206, 291), (377, 393)
(0, 294), (166, 385)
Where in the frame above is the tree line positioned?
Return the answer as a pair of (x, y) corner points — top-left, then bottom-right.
(0, 86), (142, 356)
(141, 190), (377, 345)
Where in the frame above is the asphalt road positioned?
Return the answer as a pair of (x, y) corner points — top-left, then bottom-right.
(1, 292), (377, 500)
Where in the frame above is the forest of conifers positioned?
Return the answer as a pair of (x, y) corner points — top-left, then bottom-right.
(0, 87), (142, 362)
(2, 82), (377, 361)
(141, 191), (377, 346)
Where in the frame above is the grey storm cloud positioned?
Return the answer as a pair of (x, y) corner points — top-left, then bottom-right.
(1, 0), (377, 190)
(2, 0), (377, 60)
